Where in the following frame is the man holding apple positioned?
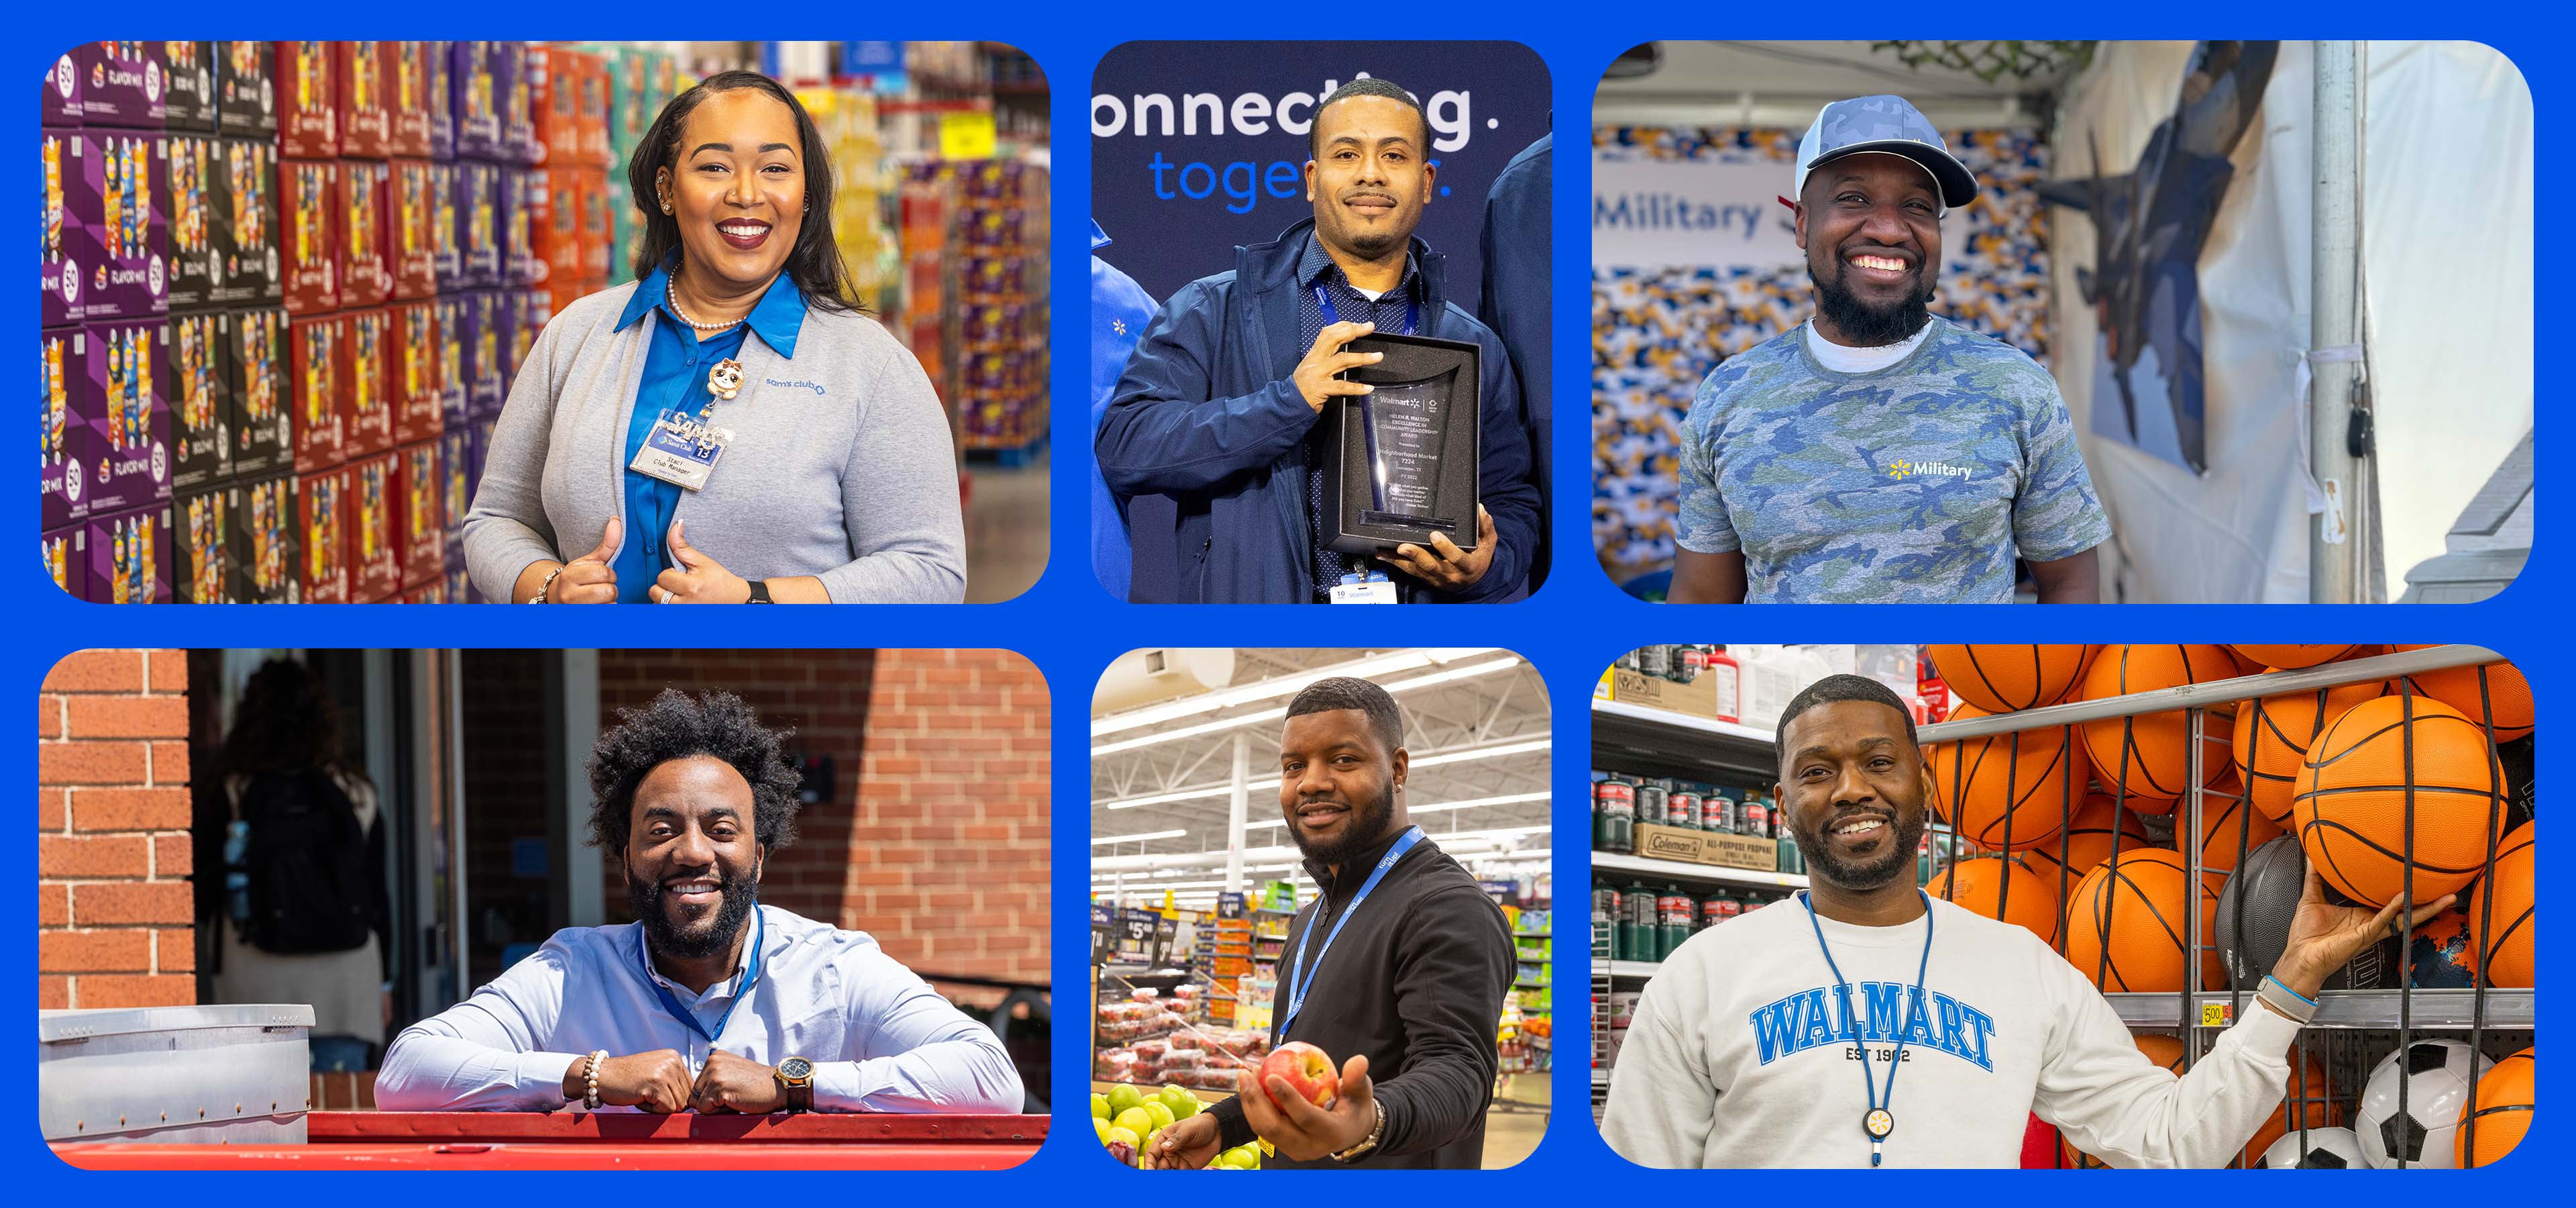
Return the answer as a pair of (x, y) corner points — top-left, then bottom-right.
(1147, 676), (1517, 1168)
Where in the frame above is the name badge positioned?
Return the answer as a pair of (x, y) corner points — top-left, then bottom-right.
(1329, 570), (1398, 605)
(629, 408), (732, 492)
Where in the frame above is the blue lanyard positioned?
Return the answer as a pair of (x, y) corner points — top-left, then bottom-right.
(1312, 284), (1419, 338)
(1281, 826), (1425, 1039)
(638, 904), (765, 1045)
(1801, 890), (1933, 1167)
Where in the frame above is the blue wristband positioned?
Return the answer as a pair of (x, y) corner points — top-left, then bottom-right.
(2264, 975), (2318, 1007)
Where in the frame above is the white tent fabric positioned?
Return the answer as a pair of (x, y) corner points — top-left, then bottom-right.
(2049, 41), (2532, 603)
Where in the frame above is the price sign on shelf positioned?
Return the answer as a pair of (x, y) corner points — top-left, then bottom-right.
(940, 111), (996, 160)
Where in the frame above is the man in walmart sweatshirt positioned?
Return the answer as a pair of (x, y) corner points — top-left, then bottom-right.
(1599, 674), (2455, 1168)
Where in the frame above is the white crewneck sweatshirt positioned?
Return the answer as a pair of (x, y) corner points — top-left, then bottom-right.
(1600, 895), (2305, 1168)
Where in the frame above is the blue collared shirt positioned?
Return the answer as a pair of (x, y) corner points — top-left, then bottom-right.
(374, 904), (1025, 1113)
(608, 264), (807, 602)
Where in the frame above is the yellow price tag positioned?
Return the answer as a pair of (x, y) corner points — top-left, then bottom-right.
(2200, 1001), (2233, 1027)
(940, 111), (997, 160)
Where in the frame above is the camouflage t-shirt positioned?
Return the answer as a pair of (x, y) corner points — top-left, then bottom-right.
(1675, 317), (2111, 603)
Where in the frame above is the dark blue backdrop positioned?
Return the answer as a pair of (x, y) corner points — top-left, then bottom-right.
(1090, 41), (1551, 305)
(12, 11), (2559, 1201)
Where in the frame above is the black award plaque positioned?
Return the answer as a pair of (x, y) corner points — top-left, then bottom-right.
(1323, 332), (1481, 555)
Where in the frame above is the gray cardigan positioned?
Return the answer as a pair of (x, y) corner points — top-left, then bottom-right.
(462, 281), (966, 603)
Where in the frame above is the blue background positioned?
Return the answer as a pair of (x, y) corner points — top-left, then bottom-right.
(13, 10), (2557, 1195)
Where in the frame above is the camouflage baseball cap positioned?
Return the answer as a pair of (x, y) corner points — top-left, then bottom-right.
(1794, 95), (1979, 209)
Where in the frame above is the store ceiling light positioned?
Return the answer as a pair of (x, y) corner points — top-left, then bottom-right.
(1089, 648), (1503, 738)
(1089, 656), (1523, 758)
(1089, 828), (1189, 846)
(1099, 736), (1552, 810)
(1244, 791), (1548, 831)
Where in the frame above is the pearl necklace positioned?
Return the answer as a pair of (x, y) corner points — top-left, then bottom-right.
(666, 276), (745, 333)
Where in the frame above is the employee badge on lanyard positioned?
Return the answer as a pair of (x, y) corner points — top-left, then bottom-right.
(629, 359), (744, 492)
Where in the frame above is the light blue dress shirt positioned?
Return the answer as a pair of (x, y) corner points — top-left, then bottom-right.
(374, 904), (1024, 1113)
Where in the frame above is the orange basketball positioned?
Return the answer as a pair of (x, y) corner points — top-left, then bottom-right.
(2020, 793), (2152, 891)
(2193, 769), (2285, 874)
(2229, 645), (2361, 670)
(2455, 1048), (2534, 1168)
(2465, 821), (2534, 988)
(2063, 849), (2222, 992)
(2394, 648), (2534, 741)
(1925, 703), (2086, 851)
(1926, 856), (2060, 946)
(2294, 695), (2508, 907)
(2080, 645), (2240, 810)
(2233, 676), (2386, 823)
(1929, 645), (2090, 715)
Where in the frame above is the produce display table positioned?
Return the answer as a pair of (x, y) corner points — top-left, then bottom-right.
(52, 1111), (1046, 1170)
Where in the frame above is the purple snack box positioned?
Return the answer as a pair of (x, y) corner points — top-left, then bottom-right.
(429, 162), (464, 289)
(72, 42), (166, 129)
(41, 328), (97, 530)
(449, 42), (500, 160)
(498, 167), (536, 287)
(165, 134), (220, 311)
(168, 311), (233, 493)
(79, 320), (174, 512)
(40, 50), (81, 128)
(496, 43), (537, 166)
(464, 290), (506, 417)
(83, 504), (173, 603)
(173, 484), (229, 602)
(443, 545), (470, 604)
(42, 525), (87, 601)
(425, 41), (455, 162)
(458, 160), (500, 287)
(68, 132), (169, 321)
(227, 472), (299, 603)
(434, 296), (468, 426)
(226, 308), (291, 479)
(41, 132), (81, 330)
(216, 42), (276, 138)
(163, 42), (217, 132)
(438, 422), (473, 547)
(472, 416), (493, 488)
(212, 138), (282, 306)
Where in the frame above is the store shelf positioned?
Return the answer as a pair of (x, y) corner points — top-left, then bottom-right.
(1591, 699), (1778, 778)
(2104, 989), (2536, 1031)
(1601, 960), (1661, 980)
(1593, 851), (1809, 890)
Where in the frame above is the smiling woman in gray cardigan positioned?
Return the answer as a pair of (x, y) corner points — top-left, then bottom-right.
(461, 283), (966, 603)
(463, 69), (965, 605)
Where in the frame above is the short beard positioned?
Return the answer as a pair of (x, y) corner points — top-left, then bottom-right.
(629, 866), (759, 962)
(1791, 804), (1928, 893)
(1812, 264), (1935, 348)
(1287, 783), (1398, 868)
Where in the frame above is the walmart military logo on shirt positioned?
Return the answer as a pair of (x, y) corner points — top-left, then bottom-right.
(1675, 317), (2112, 604)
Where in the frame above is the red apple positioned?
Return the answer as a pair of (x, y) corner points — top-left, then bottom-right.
(1259, 1040), (1339, 1110)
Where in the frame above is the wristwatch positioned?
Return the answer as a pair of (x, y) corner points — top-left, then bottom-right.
(775, 1055), (814, 1111)
(1330, 1098), (1385, 1163)
(746, 578), (774, 604)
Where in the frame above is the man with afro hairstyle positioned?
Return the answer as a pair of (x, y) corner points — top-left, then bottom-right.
(378, 689), (1024, 1115)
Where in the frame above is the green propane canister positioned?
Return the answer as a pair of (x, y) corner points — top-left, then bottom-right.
(1667, 789), (1702, 832)
(1703, 787), (1738, 835)
(1593, 779), (1634, 854)
(1777, 833), (1805, 876)
(1635, 782), (1669, 829)
(1656, 884), (1695, 960)
(1739, 792), (1771, 840)
(1699, 888), (1740, 929)
(1620, 880), (1654, 960)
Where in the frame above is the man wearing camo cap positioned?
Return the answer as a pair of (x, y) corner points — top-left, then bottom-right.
(1665, 95), (2109, 605)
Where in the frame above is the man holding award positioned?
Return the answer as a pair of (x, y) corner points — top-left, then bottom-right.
(1094, 78), (1541, 604)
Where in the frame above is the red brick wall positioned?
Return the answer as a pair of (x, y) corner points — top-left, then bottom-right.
(594, 649), (1049, 986)
(38, 650), (195, 1009)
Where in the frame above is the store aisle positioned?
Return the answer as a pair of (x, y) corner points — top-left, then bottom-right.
(965, 452), (1049, 603)
(1487, 1074), (1550, 1168)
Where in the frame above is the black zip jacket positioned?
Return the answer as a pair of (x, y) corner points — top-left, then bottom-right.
(1209, 827), (1517, 1168)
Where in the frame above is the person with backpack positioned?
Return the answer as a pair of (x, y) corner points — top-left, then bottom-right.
(208, 658), (392, 1073)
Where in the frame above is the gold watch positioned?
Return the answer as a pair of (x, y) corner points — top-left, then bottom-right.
(774, 1055), (815, 1111)
(1330, 1099), (1385, 1162)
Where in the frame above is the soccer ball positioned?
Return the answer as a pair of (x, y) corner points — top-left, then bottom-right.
(2255, 1125), (2367, 1168)
(2356, 1041), (2493, 1167)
